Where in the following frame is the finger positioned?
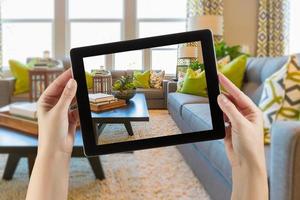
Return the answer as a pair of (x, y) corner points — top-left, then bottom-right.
(39, 69), (73, 101)
(217, 94), (245, 125)
(218, 73), (256, 110)
(56, 79), (77, 112)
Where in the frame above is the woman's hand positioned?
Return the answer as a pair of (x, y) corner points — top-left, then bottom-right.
(26, 69), (78, 200)
(37, 68), (78, 157)
(217, 73), (268, 200)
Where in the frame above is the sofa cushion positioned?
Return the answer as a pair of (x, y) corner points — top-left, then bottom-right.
(246, 56), (288, 84)
(181, 104), (212, 131)
(168, 92), (208, 114)
(242, 82), (264, 105)
(193, 140), (271, 186)
(111, 70), (127, 84)
(136, 88), (163, 99)
(194, 140), (232, 184)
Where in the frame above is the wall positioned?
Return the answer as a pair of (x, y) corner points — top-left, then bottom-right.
(223, 0), (258, 55)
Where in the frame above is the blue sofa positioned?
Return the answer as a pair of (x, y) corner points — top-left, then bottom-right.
(167, 54), (300, 200)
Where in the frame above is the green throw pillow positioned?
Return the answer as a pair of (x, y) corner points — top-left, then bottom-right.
(133, 71), (150, 88)
(179, 68), (207, 96)
(85, 71), (93, 89)
(9, 59), (35, 95)
(218, 55), (247, 89)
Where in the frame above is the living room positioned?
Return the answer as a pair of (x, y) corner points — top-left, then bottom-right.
(0, 0), (299, 200)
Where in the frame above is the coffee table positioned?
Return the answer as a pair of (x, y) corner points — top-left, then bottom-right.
(0, 128), (105, 180)
(92, 93), (149, 137)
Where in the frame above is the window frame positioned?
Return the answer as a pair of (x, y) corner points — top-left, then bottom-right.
(1, 0), (186, 75)
(1, 5), (55, 69)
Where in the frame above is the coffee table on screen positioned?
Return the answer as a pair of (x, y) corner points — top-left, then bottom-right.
(92, 93), (150, 137)
(0, 128), (105, 180)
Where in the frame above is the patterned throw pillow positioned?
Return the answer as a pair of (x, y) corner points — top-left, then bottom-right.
(150, 70), (165, 89)
(258, 60), (288, 144)
(277, 56), (300, 121)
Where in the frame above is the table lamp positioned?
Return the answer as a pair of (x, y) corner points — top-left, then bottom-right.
(176, 45), (198, 80)
(187, 15), (224, 36)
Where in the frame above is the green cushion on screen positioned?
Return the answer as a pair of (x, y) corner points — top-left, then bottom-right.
(179, 68), (207, 96)
(9, 60), (34, 95)
(133, 70), (150, 88)
(218, 55), (247, 89)
(85, 72), (93, 89)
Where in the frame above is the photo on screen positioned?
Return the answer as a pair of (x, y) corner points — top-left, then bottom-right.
(82, 40), (213, 145)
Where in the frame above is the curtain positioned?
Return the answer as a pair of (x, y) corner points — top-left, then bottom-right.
(256, 0), (290, 57)
(187, 0), (224, 42)
(0, 2), (2, 70)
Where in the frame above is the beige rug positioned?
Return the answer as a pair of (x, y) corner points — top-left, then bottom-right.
(0, 110), (210, 200)
(98, 110), (181, 144)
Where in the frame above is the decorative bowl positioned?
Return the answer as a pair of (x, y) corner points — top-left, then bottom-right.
(112, 89), (136, 102)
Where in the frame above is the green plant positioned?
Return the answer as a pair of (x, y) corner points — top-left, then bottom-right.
(113, 75), (136, 91)
(189, 60), (205, 71)
(215, 42), (248, 60)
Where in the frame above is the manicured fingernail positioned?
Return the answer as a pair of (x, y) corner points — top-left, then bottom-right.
(219, 94), (229, 104)
(67, 79), (75, 89)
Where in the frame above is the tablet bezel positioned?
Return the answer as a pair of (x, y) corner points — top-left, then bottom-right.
(71, 30), (225, 156)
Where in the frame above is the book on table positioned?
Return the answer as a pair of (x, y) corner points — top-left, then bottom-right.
(9, 102), (37, 120)
(89, 93), (115, 103)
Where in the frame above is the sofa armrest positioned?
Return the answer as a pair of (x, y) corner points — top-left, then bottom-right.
(270, 121), (300, 200)
(0, 78), (15, 106)
(167, 81), (177, 93)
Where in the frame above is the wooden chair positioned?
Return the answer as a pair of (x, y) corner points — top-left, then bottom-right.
(29, 68), (64, 101)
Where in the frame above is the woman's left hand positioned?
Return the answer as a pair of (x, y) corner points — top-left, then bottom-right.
(37, 68), (78, 157)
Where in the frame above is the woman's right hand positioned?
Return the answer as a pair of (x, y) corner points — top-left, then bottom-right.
(217, 73), (268, 200)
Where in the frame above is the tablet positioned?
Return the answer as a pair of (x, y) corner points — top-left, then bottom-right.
(71, 30), (225, 156)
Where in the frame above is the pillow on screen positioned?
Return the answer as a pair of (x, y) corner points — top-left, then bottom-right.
(133, 70), (150, 88)
(179, 68), (207, 96)
(150, 70), (165, 89)
(9, 59), (35, 95)
(85, 71), (93, 89)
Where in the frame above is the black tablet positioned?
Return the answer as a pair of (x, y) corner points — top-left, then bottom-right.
(71, 30), (225, 156)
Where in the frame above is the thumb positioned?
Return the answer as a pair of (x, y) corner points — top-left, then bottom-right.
(217, 94), (245, 125)
(56, 79), (77, 112)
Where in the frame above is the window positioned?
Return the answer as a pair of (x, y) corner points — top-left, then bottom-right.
(1, 0), (187, 75)
(138, 0), (186, 74)
(1, 0), (54, 67)
(289, 0), (300, 54)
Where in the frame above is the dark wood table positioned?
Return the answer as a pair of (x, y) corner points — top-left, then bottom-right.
(0, 128), (105, 180)
(92, 93), (149, 137)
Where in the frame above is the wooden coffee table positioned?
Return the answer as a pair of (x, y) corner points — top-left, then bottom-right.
(0, 128), (105, 180)
(92, 93), (149, 137)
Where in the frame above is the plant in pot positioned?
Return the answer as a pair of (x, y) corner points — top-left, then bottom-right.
(112, 75), (136, 102)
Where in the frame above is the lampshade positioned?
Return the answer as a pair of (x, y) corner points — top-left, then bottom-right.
(178, 46), (198, 58)
(187, 15), (223, 36)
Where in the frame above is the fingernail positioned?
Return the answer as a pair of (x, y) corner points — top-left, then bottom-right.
(219, 94), (229, 104)
(67, 79), (75, 89)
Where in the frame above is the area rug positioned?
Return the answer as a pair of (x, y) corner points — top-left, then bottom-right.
(0, 110), (210, 200)
(98, 110), (181, 144)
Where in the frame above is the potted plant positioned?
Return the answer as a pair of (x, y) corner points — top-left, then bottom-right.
(112, 75), (136, 102)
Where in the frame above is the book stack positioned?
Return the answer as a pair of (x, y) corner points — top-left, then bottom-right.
(9, 102), (38, 120)
(89, 93), (126, 112)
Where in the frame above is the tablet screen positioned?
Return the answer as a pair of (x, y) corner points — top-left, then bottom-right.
(82, 40), (214, 145)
